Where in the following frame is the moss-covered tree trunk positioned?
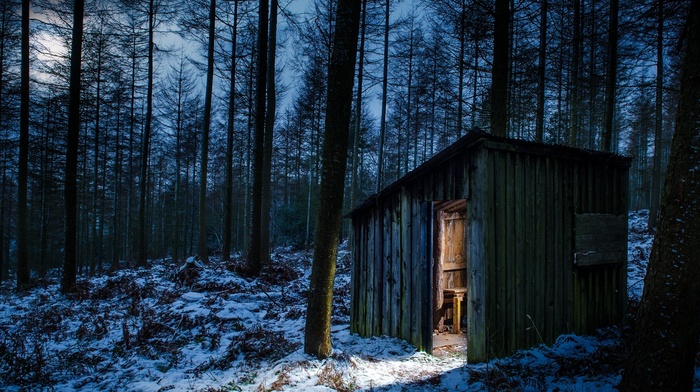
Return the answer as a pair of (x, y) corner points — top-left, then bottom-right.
(619, 2), (700, 390)
(304, 0), (361, 359)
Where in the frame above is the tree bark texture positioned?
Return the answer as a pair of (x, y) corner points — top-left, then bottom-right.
(62, 0), (85, 292)
(456, 0), (465, 138)
(570, 0), (582, 146)
(17, 0), (30, 288)
(137, 0), (155, 267)
(304, 0), (361, 359)
(535, 0), (547, 143)
(603, 0), (618, 152)
(198, 0), (216, 263)
(247, 0), (268, 276)
(490, 0), (509, 137)
(619, 2), (700, 390)
(649, 1), (664, 230)
(223, 0), (238, 261)
(376, 0), (389, 193)
(261, 0), (278, 267)
(349, 0), (367, 243)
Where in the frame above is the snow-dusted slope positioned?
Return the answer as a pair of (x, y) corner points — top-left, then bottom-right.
(2, 211), (696, 391)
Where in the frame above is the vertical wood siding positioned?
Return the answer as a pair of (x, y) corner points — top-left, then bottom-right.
(350, 136), (629, 362)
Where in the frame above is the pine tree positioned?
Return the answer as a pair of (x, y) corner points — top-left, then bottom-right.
(17, 0), (30, 288)
(62, 0), (85, 292)
(247, 0), (268, 276)
(490, 0), (509, 137)
(137, 0), (156, 267)
(198, 0), (216, 263)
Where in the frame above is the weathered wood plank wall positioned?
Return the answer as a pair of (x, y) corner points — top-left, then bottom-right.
(351, 133), (629, 362)
(481, 144), (628, 358)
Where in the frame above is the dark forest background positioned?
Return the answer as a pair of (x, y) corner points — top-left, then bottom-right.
(0, 0), (690, 279)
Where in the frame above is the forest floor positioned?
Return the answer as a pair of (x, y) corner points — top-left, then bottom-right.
(1, 211), (698, 391)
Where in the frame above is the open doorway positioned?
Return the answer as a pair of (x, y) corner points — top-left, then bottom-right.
(431, 200), (468, 354)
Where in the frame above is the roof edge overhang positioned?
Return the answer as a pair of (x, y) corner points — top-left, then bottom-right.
(348, 129), (632, 218)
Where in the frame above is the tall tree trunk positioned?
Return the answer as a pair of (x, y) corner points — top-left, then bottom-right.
(183, 156), (191, 255)
(91, 36), (103, 275)
(247, 0), (268, 275)
(471, 40), (478, 132)
(171, 60), (185, 264)
(223, 0), (239, 261)
(570, 0), (582, 146)
(243, 54), (255, 256)
(198, 0), (216, 262)
(39, 120), (48, 276)
(649, 0), (664, 230)
(98, 133), (107, 272)
(111, 92), (122, 270)
(0, 1), (8, 282)
(587, 0), (597, 149)
(63, 0), (85, 292)
(405, 22), (414, 176)
(126, 34), (137, 262)
(619, 2), (700, 390)
(490, 0), (509, 137)
(556, 40), (563, 144)
(304, 0), (361, 360)
(603, 0), (618, 152)
(535, 0), (547, 143)
(456, 0), (466, 138)
(17, 0), (30, 288)
(261, 0), (278, 266)
(348, 0), (367, 243)
(376, 0), (389, 192)
(138, 0), (155, 267)
(0, 155), (6, 282)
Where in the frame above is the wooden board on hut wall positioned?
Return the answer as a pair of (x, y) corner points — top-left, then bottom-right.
(574, 213), (627, 267)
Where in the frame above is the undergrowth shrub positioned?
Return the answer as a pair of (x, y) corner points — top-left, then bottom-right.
(234, 325), (299, 364)
(76, 315), (108, 340)
(176, 266), (200, 286)
(196, 280), (243, 294)
(0, 332), (53, 387)
(91, 275), (156, 301)
(317, 362), (357, 392)
(259, 263), (299, 286)
(468, 363), (518, 391)
(559, 345), (624, 377)
(550, 335), (626, 378)
(194, 324), (300, 376)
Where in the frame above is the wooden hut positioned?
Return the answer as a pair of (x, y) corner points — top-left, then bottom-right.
(349, 131), (631, 362)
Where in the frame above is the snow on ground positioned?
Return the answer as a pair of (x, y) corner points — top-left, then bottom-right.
(0, 211), (696, 391)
